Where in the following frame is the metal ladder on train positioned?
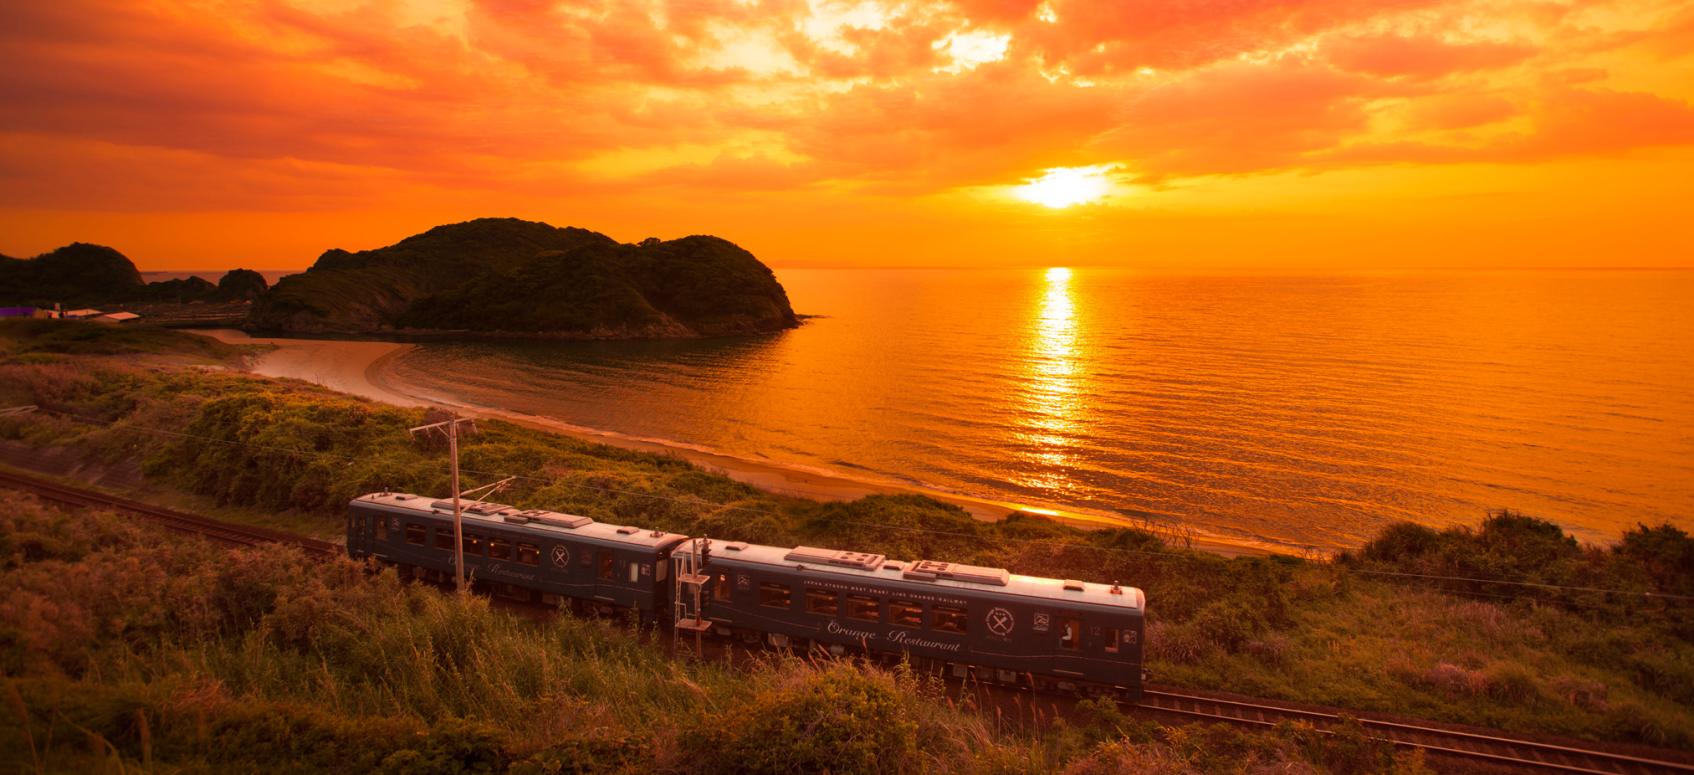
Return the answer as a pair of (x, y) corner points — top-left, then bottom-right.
(672, 537), (712, 656)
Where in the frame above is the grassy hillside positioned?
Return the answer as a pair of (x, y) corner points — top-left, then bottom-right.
(0, 323), (1689, 752)
(0, 497), (1437, 774)
(0, 319), (248, 361)
(248, 218), (798, 338)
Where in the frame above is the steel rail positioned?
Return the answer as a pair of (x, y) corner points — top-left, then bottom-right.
(1139, 688), (1694, 774)
(0, 469), (338, 556)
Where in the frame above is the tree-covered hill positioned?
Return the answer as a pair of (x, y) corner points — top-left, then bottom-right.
(0, 243), (145, 305)
(247, 218), (799, 338)
(0, 242), (270, 307)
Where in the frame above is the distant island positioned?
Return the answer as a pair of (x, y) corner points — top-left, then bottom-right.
(246, 218), (799, 339)
(0, 243), (268, 308)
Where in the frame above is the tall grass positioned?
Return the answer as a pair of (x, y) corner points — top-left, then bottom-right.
(1, 498), (1442, 774)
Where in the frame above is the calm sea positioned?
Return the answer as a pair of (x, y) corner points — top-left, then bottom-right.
(382, 268), (1694, 553)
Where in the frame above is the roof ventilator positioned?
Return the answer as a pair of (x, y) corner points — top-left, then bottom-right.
(784, 546), (886, 571)
(903, 560), (1010, 587)
(1063, 579), (1085, 592)
(527, 512), (591, 529)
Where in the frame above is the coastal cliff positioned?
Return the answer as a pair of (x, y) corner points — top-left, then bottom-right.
(246, 218), (798, 338)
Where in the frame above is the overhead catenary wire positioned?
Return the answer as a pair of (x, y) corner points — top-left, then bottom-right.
(14, 405), (1693, 603)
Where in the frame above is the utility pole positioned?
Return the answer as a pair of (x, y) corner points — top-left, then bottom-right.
(410, 412), (477, 594)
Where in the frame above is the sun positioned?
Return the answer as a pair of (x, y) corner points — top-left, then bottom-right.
(1013, 165), (1115, 208)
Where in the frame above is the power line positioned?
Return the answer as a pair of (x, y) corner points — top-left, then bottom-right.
(16, 405), (1692, 603)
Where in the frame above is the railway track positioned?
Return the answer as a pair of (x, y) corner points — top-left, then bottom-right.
(1137, 688), (1694, 774)
(0, 468), (338, 556)
(5, 469), (1691, 774)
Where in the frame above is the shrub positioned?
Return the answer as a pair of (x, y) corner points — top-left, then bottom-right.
(1482, 663), (1544, 706)
(1192, 598), (1267, 652)
(680, 664), (919, 775)
(1360, 522), (1442, 563)
(509, 736), (651, 775)
(1417, 663), (1486, 696)
(1548, 675), (1609, 710)
(1060, 739), (1195, 775)
(1143, 621), (1213, 665)
(1244, 633), (1294, 668)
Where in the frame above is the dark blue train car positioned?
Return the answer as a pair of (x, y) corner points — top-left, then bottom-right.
(689, 542), (1145, 695)
(347, 492), (689, 617)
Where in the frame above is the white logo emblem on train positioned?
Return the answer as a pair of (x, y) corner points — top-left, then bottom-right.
(551, 545), (569, 568)
(1033, 612), (1050, 632)
(986, 607), (1015, 636)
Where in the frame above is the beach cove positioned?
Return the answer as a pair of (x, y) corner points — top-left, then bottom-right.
(198, 329), (1269, 557)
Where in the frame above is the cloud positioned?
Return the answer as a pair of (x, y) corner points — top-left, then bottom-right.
(1022, 0), (1458, 74)
(1401, 93), (1519, 131)
(1317, 87), (1694, 166)
(0, 0), (1690, 235)
(1091, 58), (1386, 179)
(0, 134), (396, 211)
(1324, 33), (1535, 79)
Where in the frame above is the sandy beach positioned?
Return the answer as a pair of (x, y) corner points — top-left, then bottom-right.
(199, 329), (1266, 557)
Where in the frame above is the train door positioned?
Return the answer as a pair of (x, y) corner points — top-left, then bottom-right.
(347, 510), (363, 557)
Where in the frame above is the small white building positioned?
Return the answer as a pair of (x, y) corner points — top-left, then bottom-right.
(62, 308), (103, 320)
(95, 311), (142, 324)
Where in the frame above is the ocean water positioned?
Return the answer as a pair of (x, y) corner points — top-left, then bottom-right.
(383, 268), (1694, 553)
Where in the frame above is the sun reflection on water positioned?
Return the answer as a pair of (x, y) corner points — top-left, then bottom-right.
(1013, 266), (1085, 494)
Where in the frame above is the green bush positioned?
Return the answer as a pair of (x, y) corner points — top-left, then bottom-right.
(680, 664), (919, 775)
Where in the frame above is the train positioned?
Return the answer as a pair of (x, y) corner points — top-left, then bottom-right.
(345, 491), (1146, 697)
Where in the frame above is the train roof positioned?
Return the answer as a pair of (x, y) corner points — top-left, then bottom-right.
(352, 492), (689, 549)
(708, 540), (1145, 611)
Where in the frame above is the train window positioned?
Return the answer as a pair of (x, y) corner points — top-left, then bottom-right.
(846, 595), (880, 622)
(933, 606), (967, 634)
(889, 599), (923, 628)
(489, 538), (512, 561)
(435, 528), (454, 550)
(374, 517), (388, 542)
(713, 573), (732, 601)
(517, 542), (539, 566)
(1058, 617), (1081, 651)
(759, 583), (792, 608)
(598, 551), (615, 580)
(628, 562), (640, 583)
(1104, 627), (1121, 654)
(804, 589), (839, 616)
(405, 524), (427, 545)
(464, 534), (484, 557)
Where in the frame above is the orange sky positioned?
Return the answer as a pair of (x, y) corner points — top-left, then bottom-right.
(2, 0), (1693, 270)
